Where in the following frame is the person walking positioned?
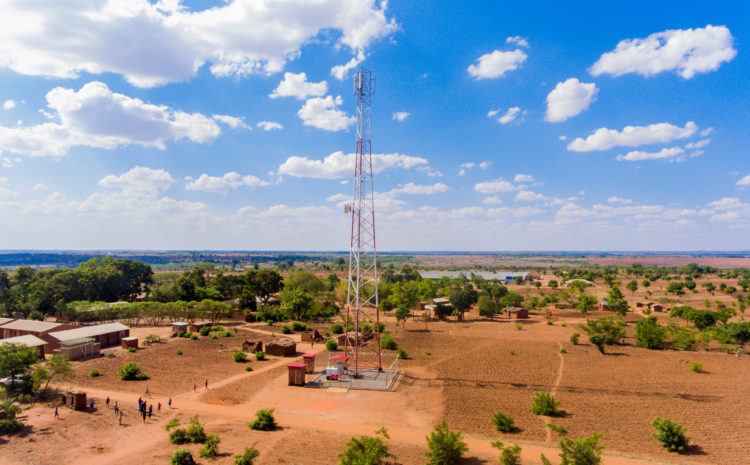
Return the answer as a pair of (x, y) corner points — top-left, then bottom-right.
(205, 379), (208, 390)
(118, 411), (123, 425)
(145, 386), (150, 397)
(148, 405), (153, 419)
(114, 401), (119, 415)
(54, 407), (59, 419)
(138, 397), (142, 409)
(89, 400), (95, 411)
(106, 396), (110, 408)
(168, 398), (172, 409)
(193, 383), (196, 392)
(157, 402), (161, 414)
(141, 408), (146, 422)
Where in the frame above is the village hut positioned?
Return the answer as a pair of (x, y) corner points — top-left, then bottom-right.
(266, 337), (297, 356)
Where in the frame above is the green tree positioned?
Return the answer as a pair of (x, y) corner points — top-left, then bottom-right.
(395, 306), (410, 329)
(478, 295), (501, 320)
(246, 269), (284, 305)
(626, 280), (638, 294)
(641, 279), (651, 288)
(548, 280), (558, 288)
(634, 316), (667, 349)
(449, 289), (474, 321)
(606, 286), (629, 315)
(338, 427), (394, 465)
(579, 317), (625, 352)
(280, 288), (314, 320)
(0, 343), (40, 388)
(285, 271), (326, 295)
(651, 418), (689, 453)
(40, 354), (73, 394)
(576, 294), (598, 313)
(234, 445), (260, 465)
(425, 420), (468, 465)
(491, 441), (521, 465)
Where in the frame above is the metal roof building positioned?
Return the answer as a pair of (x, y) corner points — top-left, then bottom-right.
(0, 319), (78, 340)
(0, 334), (48, 357)
(48, 322), (130, 350)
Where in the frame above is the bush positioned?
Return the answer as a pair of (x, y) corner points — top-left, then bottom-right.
(280, 325), (292, 334)
(635, 316), (667, 349)
(176, 349), (183, 355)
(425, 420), (468, 465)
(254, 351), (266, 361)
(199, 434), (221, 458)
(169, 428), (189, 444)
(690, 361), (704, 373)
(559, 348), (567, 354)
(557, 431), (604, 465)
(186, 415), (207, 443)
(118, 362), (148, 381)
(490, 411), (515, 433)
(209, 333), (218, 339)
(292, 321), (310, 331)
(89, 369), (102, 377)
(530, 392), (562, 416)
(491, 441), (521, 465)
(325, 339), (338, 351)
(165, 418), (180, 431)
(221, 331), (232, 337)
(380, 332), (398, 350)
(234, 445), (260, 465)
(396, 348), (408, 359)
(127, 346), (136, 353)
(212, 325), (224, 332)
(170, 449), (196, 465)
(233, 350), (247, 363)
(245, 365), (253, 372)
(249, 408), (276, 431)
(190, 333), (199, 340)
(330, 323), (344, 334)
(651, 418), (689, 453)
(199, 326), (211, 337)
(338, 427), (394, 465)
(570, 332), (580, 345)
(515, 323), (523, 331)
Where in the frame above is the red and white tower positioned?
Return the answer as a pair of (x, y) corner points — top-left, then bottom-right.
(344, 68), (381, 375)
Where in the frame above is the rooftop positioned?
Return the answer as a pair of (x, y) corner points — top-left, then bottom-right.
(420, 271), (529, 280)
(0, 317), (16, 326)
(0, 319), (67, 333)
(49, 322), (130, 342)
(0, 334), (47, 347)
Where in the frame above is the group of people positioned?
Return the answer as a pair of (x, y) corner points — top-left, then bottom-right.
(99, 389), (172, 426)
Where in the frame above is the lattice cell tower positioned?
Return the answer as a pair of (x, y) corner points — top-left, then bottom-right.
(344, 67), (381, 375)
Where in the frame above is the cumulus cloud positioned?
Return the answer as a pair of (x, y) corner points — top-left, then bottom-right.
(479, 161), (492, 170)
(515, 190), (546, 202)
(32, 183), (48, 191)
(185, 172), (270, 193)
(737, 175), (750, 186)
(496, 107), (522, 124)
(506, 36), (529, 48)
(212, 114), (250, 129)
(545, 78), (598, 122)
(482, 196), (503, 205)
(567, 121), (698, 152)
(590, 25), (737, 79)
(98, 166), (175, 197)
(467, 49), (527, 79)
(615, 147), (685, 162)
(297, 95), (355, 131)
(257, 121), (283, 131)
(270, 72), (327, 100)
(392, 112), (410, 122)
(474, 178), (517, 194)
(0, 1), (396, 87)
(0, 81), (221, 158)
(331, 50), (366, 80)
(514, 174), (534, 183)
(607, 196), (632, 204)
(392, 182), (449, 195)
(3, 100), (15, 110)
(278, 151), (428, 179)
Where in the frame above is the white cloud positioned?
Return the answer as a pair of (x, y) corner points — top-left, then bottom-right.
(392, 183), (449, 195)
(506, 36), (529, 48)
(685, 139), (710, 150)
(487, 109), (499, 118)
(0, 81), (221, 158)
(185, 172), (270, 193)
(278, 151), (428, 179)
(331, 50), (366, 80)
(479, 161), (492, 170)
(567, 121), (698, 152)
(257, 121), (283, 131)
(737, 175), (750, 186)
(607, 196), (632, 204)
(616, 147), (685, 162)
(467, 49), (527, 79)
(515, 190), (546, 202)
(3, 100), (15, 110)
(212, 114), (250, 129)
(297, 95), (355, 131)
(460, 162), (475, 169)
(270, 72), (327, 100)
(32, 183), (48, 191)
(497, 107), (521, 124)
(514, 174), (534, 183)
(98, 166), (175, 197)
(590, 25), (737, 79)
(392, 112), (410, 122)
(558, 135), (567, 141)
(545, 78), (598, 122)
(0, 1), (396, 87)
(483, 196), (503, 205)
(474, 178), (516, 193)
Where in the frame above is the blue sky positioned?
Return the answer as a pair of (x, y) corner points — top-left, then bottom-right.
(0, 0), (748, 251)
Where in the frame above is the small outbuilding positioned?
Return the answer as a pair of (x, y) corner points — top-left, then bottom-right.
(652, 305), (664, 312)
(266, 337), (297, 356)
(188, 321), (211, 332)
(326, 355), (349, 380)
(506, 307), (529, 319)
(287, 363), (306, 386)
(171, 322), (189, 334)
(242, 340), (263, 353)
(121, 336), (139, 350)
(57, 337), (100, 361)
(66, 390), (87, 410)
(302, 353), (316, 374)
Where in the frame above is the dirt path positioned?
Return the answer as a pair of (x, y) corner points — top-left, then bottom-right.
(543, 341), (566, 443)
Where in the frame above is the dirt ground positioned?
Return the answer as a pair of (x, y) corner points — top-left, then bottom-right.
(4, 284), (750, 465)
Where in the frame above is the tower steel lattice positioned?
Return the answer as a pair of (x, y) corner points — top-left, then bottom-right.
(344, 68), (381, 375)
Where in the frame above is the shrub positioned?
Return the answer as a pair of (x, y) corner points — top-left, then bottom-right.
(509, 350), (515, 355)
(515, 323), (523, 331)
(221, 331), (232, 337)
(579, 318), (625, 346)
(530, 392), (562, 416)
(635, 316), (667, 349)
(546, 320), (554, 326)
(190, 333), (199, 340)
(280, 325), (292, 334)
(212, 325), (224, 332)
(292, 321), (310, 331)
(249, 408), (276, 431)
(380, 332), (398, 350)
(651, 418), (689, 453)
(185, 415), (207, 443)
(169, 428), (189, 444)
(245, 365), (253, 372)
(561, 322), (567, 327)
(490, 441), (521, 465)
(377, 322), (385, 333)
(330, 323), (344, 334)
(199, 326), (211, 337)
(254, 351), (266, 361)
(170, 449), (196, 465)
(690, 361), (704, 373)
(234, 445), (260, 465)
(570, 332), (580, 345)
(266, 320), (273, 326)
(165, 418), (180, 431)
(127, 346), (136, 353)
(490, 411), (515, 433)
(425, 420), (468, 465)
(325, 339), (338, 351)
(396, 348), (408, 359)
(209, 333), (218, 340)
(176, 349), (183, 355)
(199, 434), (221, 458)
(233, 350), (247, 363)
(118, 362), (148, 381)
(557, 431), (605, 465)
(559, 348), (567, 354)
(89, 369), (102, 377)
(338, 427), (394, 465)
